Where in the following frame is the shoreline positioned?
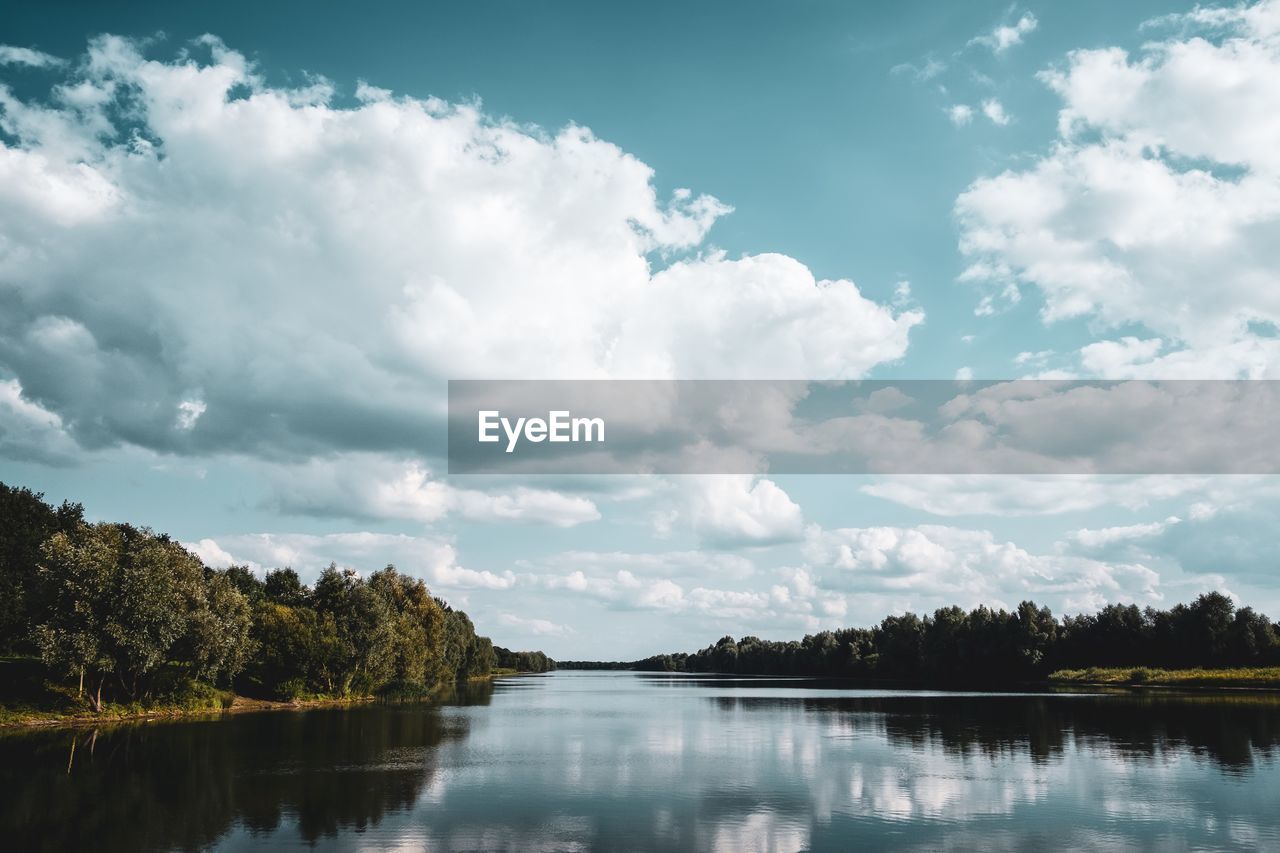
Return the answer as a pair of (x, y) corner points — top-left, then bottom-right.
(0, 671), (538, 731)
(1, 693), (379, 731)
(7, 668), (1278, 731)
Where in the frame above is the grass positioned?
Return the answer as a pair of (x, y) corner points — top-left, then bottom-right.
(1049, 666), (1280, 689)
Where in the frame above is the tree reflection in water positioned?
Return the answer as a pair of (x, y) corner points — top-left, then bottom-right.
(4, 675), (1280, 852)
(0, 679), (492, 852)
(700, 688), (1280, 772)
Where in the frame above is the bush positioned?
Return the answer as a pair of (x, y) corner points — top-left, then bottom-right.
(375, 678), (433, 699)
(167, 677), (234, 712)
(275, 678), (311, 701)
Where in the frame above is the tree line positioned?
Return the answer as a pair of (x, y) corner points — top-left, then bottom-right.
(494, 646), (554, 673)
(561, 595), (1280, 683)
(0, 481), (553, 710)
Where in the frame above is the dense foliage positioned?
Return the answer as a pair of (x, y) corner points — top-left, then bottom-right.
(1, 481), (553, 710)
(494, 646), (555, 673)
(600, 596), (1280, 683)
(0, 482), (84, 654)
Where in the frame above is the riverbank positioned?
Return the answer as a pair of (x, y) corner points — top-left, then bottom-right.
(1049, 666), (1280, 689)
(0, 692), (381, 730)
(0, 656), (534, 730)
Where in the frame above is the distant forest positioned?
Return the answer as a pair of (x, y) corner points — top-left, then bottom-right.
(0, 481), (553, 712)
(562, 595), (1280, 683)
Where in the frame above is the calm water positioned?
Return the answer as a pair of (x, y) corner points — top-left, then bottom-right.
(4, 671), (1280, 852)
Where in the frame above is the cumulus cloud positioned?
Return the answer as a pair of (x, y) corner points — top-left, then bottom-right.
(0, 376), (77, 463)
(956, 1), (1280, 377)
(530, 560), (844, 633)
(683, 475), (805, 547)
(803, 522), (1162, 614)
(263, 453), (601, 527)
(185, 530), (515, 589)
(0, 34), (921, 466)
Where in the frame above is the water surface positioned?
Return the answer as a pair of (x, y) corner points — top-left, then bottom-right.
(5, 671), (1280, 851)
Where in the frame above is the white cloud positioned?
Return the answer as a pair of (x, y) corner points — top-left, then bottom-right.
(1066, 516), (1180, 550)
(0, 45), (64, 68)
(957, 1), (1280, 377)
(523, 549), (756, 581)
(263, 454), (600, 527)
(861, 475), (1216, 516)
(0, 376), (77, 462)
(980, 98), (1010, 126)
(496, 612), (573, 637)
(524, 552), (842, 632)
(948, 104), (974, 126)
(684, 475), (805, 547)
(175, 398), (206, 430)
(186, 537), (240, 568)
(969, 13), (1039, 54)
(186, 530), (515, 589)
(803, 522), (1162, 613)
(1013, 350), (1053, 367)
(0, 35), (921, 465)
(893, 58), (947, 82)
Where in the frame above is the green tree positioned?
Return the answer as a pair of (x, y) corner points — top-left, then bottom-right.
(312, 565), (396, 694)
(35, 524), (215, 707)
(247, 601), (340, 697)
(368, 565), (448, 687)
(0, 481), (83, 652)
(222, 565), (265, 605)
(264, 568), (307, 607)
(183, 570), (256, 684)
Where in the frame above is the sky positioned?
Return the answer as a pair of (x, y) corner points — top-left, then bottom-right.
(3, 0), (1280, 659)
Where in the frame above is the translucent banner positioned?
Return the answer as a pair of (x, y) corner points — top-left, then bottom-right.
(447, 380), (1280, 474)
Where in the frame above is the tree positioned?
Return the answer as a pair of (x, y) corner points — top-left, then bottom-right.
(312, 565), (396, 694)
(222, 565), (265, 605)
(368, 565), (448, 687)
(183, 570), (256, 684)
(0, 481), (83, 652)
(466, 635), (496, 679)
(264, 568), (307, 607)
(875, 613), (924, 677)
(442, 608), (478, 679)
(35, 524), (210, 707)
(1012, 601), (1058, 675)
(246, 601), (341, 698)
(1187, 592), (1235, 666)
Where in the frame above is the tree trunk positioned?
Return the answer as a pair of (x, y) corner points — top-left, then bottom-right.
(78, 667), (84, 698)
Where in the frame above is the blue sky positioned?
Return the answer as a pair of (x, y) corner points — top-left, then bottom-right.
(3, 1), (1280, 658)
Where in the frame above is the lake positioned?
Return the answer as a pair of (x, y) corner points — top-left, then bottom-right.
(4, 671), (1280, 851)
